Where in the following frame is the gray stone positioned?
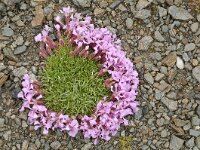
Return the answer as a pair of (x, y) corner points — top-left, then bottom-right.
(186, 137), (194, 148)
(0, 118), (5, 127)
(135, 107), (143, 120)
(81, 143), (92, 150)
(3, 47), (18, 62)
(162, 25), (169, 33)
(13, 67), (28, 78)
(14, 45), (27, 55)
(168, 5), (193, 21)
(191, 116), (200, 126)
(184, 43), (196, 51)
(196, 137), (200, 148)
(72, 0), (91, 8)
(197, 14), (200, 22)
(0, 63), (6, 71)
(182, 53), (190, 62)
(150, 52), (162, 60)
(191, 22), (199, 33)
(136, 0), (151, 10)
(2, 27), (14, 37)
(22, 140), (29, 150)
(144, 73), (154, 84)
(190, 129), (200, 137)
(161, 129), (168, 137)
(154, 30), (165, 42)
(161, 97), (178, 111)
(3, 130), (11, 140)
(15, 36), (24, 45)
(50, 141), (61, 150)
(138, 36), (153, 50)
(193, 66), (200, 83)
(109, 0), (123, 9)
(158, 6), (167, 18)
(170, 135), (184, 150)
(135, 9), (151, 20)
(126, 18), (133, 29)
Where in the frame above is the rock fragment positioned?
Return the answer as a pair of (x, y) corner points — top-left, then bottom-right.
(192, 66), (200, 83)
(135, 9), (151, 20)
(170, 135), (184, 150)
(31, 5), (44, 27)
(138, 36), (153, 50)
(162, 52), (177, 67)
(168, 5), (193, 20)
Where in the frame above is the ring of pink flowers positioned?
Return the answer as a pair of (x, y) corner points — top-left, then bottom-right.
(18, 7), (139, 143)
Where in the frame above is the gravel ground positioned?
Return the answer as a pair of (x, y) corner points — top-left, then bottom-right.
(1, 0), (200, 150)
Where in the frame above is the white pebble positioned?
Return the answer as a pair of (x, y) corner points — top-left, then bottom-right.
(176, 56), (184, 69)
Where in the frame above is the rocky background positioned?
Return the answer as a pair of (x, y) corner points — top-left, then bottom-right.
(0, 0), (200, 149)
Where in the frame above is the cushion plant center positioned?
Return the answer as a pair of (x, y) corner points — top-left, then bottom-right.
(40, 46), (110, 116)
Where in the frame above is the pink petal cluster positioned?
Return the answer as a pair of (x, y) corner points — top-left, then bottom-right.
(18, 7), (139, 143)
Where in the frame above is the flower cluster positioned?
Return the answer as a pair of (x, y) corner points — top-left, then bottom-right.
(18, 6), (139, 143)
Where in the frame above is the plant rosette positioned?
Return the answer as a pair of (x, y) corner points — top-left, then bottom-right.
(18, 7), (139, 143)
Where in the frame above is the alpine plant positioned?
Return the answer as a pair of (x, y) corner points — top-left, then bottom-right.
(18, 6), (139, 144)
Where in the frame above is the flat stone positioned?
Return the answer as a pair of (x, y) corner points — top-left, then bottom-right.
(136, 0), (151, 10)
(173, 118), (188, 127)
(150, 52), (162, 60)
(184, 43), (196, 51)
(186, 137), (194, 148)
(176, 56), (184, 69)
(135, 9), (151, 20)
(162, 52), (177, 67)
(158, 6), (167, 18)
(126, 18), (133, 29)
(14, 45), (27, 55)
(155, 73), (165, 81)
(191, 22), (199, 33)
(31, 5), (44, 27)
(3, 47), (18, 62)
(168, 5), (193, 21)
(13, 67), (27, 78)
(161, 97), (178, 111)
(94, 8), (105, 17)
(191, 116), (200, 126)
(72, 0), (91, 8)
(138, 36), (153, 50)
(144, 73), (154, 84)
(50, 141), (61, 150)
(192, 66), (200, 83)
(170, 135), (184, 150)
(190, 129), (200, 137)
(15, 36), (24, 45)
(154, 30), (165, 42)
(109, 0), (123, 9)
(0, 73), (8, 87)
(196, 136), (200, 148)
(2, 27), (14, 36)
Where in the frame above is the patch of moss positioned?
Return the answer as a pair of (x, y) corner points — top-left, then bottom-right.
(119, 136), (132, 150)
(40, 45), (110, 116)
